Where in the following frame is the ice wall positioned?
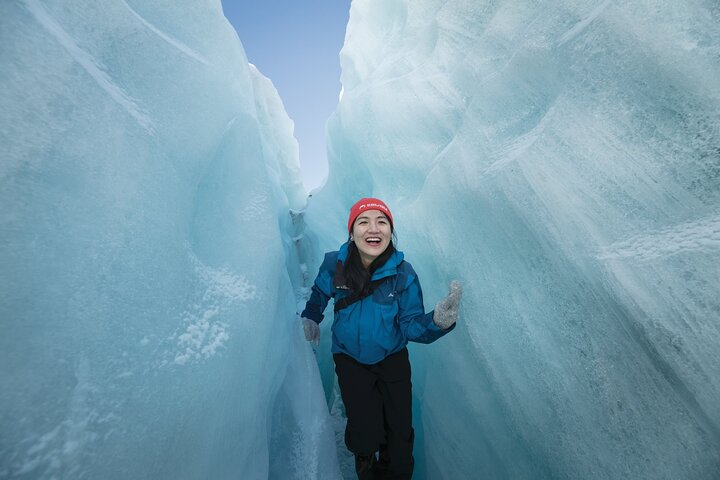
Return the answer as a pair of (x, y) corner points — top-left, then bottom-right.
(308, 0), (720, 478)
(0, 1), (339, 478)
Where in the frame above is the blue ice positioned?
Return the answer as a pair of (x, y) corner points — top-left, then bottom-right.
(2, 0), (719, 479)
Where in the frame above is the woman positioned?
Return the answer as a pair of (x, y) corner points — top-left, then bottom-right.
(301, 198), (462, 480)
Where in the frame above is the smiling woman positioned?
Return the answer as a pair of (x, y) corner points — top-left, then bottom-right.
(300, 197), (463, 479)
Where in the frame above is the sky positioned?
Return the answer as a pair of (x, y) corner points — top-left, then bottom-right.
(221, 0), (352, 192)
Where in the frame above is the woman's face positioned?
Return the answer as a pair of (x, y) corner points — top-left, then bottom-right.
(351, 209), (392, 267)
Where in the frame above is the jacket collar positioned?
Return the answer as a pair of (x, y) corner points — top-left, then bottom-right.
(337, 241), (404, 281)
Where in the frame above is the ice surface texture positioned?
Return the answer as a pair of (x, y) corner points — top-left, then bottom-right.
(308, 0), (720, 478)
(4, 0), (720, 479)
(0, 1), (338, 478)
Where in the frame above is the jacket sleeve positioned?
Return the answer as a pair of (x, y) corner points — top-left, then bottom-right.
(396, 265), (455, 344)
(300, 252), (336, 323)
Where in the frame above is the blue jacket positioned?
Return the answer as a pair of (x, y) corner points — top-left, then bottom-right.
(301, 242), (455, 364)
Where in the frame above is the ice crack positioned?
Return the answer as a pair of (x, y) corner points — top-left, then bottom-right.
(20, 0), (156, 134)
(557, 0), (612, 47)
(120, 0), (211, 66)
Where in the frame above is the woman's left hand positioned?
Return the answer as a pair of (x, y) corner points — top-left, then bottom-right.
(433, 280), (462, 330)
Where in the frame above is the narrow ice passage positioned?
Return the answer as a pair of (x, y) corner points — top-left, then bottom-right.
(2, 1), (720, 479)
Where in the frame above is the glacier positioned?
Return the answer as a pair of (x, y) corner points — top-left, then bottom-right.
(308, 0), (720, 479)
(1, 0), (338, 478)
(2, 0), (720, 480)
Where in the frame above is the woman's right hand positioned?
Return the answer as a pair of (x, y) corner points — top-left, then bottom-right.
(302, 317), (320, 346)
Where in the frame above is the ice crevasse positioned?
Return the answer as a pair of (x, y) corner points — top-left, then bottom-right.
(1, 1), (720, 479)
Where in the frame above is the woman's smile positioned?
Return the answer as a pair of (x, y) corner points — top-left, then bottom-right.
(363, 236), (383, 246)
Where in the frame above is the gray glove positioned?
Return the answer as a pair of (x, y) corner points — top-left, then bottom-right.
(433, 280), (462, 330)
(302, 317), (320, 346)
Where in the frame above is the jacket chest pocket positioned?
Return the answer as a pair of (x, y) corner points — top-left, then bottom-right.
(372, 283), (399, 333)
(372, 282), (397, 306)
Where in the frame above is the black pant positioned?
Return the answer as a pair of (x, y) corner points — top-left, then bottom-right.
(334, 348), (414, 480)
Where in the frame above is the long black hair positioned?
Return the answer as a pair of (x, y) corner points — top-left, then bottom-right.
(344, 240), (396, 296)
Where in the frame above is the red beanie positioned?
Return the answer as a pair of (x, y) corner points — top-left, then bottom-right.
(347, 198), (393, 233)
